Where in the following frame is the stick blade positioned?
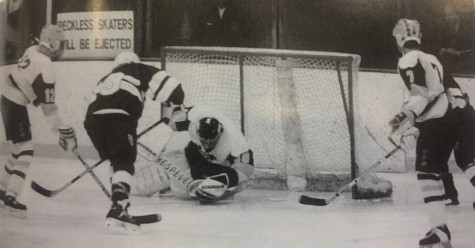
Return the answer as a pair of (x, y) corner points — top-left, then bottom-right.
(31, 181), (55, 197)
(299, 195), (329, 206)
(132, 214), (162, 224)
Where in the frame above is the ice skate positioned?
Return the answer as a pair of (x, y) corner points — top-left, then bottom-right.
(444, 196), (459, 206)
(419, 225), (452, 248)
(3, 195), (27, 218)
(104, 200), (141, 234)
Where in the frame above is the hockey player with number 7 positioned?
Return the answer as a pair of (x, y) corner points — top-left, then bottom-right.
(391, 19), (475, 248)
(84, 51), (185, 233)
(0, 25), (77, 217)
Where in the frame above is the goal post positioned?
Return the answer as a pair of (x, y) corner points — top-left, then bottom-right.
(160, 46), (380, 196)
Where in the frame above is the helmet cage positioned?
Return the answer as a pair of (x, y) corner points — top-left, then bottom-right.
(197, 117), (223, 151)
(39, 25), (66, 59)
(392, 19), (422, 49)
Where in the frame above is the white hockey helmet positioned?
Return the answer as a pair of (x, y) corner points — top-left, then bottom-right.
(39, 25), (66, 58)
(392, 19), (422, 49)
(114, 51), (140, 66)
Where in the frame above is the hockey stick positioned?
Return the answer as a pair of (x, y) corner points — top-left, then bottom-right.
(460, 49), (475, 55)
(32, 148), (161, 224)
(299, 145), (400, 206)
(72, 148), (111, 199)
(31, 158), (105, 197)
(31, 118), (167, 198)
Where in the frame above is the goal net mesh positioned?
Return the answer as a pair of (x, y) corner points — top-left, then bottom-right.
(159, 46), (379, 193)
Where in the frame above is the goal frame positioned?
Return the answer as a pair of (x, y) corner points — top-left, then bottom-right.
(160, 46), (360, 194)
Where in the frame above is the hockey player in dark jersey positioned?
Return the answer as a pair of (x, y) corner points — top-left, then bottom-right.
(84, 51), (184, 233)
(0, 25), (77, 217)
(437, 72), (475, 206)
(390, 19), (475, 248)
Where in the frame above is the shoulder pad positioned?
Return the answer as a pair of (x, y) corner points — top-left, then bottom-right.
(398, 50), (421, 69)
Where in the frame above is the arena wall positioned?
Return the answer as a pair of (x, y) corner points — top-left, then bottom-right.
(0, 61), (474, 171)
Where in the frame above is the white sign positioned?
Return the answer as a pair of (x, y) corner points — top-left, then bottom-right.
(57, 11), (134, 59)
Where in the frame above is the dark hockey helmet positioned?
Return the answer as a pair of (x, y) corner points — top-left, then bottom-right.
(197, 117), (223, 151)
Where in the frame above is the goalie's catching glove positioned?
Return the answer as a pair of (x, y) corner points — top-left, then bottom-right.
(188, 173), (229, 202)
(59, 126), (77, 151)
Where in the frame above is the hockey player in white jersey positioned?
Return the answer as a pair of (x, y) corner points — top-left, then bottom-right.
(390, 18), (475, 248)
(176, 105), (254, 202)
(0, 25), (77, 217)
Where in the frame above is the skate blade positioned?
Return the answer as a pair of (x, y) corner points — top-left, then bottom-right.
(420, 240), (452, 248)
(105, 218), (141, 234)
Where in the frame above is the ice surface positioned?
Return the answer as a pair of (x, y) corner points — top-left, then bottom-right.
(1, 156), (474, 248)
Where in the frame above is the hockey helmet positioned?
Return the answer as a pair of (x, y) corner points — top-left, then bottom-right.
(197, 117), (223, 151)
(392, 19), (422, 50)
(39, 25), (66, 59)
(114, 51), (140, 66)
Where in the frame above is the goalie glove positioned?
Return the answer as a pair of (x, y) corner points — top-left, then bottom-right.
(58, 126), (77, 151)
(188, 173), (229, 202)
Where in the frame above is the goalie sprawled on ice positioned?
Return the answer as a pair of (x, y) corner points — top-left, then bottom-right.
(133, 105), (254, 203)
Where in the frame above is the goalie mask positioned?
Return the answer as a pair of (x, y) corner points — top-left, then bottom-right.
(39, 25), (66, 59)
(392, 19), (422, 51)
(197, 117), (223, 152)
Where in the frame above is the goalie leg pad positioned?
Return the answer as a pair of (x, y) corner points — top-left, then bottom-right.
(132, 160), (171, 197)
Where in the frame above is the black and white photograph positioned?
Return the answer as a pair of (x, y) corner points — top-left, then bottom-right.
(0, 0), (474, 247)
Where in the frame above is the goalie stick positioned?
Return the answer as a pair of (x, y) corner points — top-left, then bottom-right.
(31, 118), (166, 198)
(299, 145), (400, 206)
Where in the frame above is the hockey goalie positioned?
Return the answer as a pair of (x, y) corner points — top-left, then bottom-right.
(133, 105), (255, 203)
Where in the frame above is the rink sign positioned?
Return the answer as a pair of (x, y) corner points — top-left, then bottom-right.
(57, 11), (134, 59)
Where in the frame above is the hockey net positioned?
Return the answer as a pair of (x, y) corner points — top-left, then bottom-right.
(155, 46), (392, 197)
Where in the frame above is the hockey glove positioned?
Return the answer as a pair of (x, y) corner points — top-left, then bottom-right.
(388, 112), (414, 147)
(193, 173), (229, 202)
(59, 126), (77, 151)
(399, 126), (419, 151)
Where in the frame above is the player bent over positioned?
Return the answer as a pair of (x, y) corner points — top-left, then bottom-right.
(0, 25), (77, 217)
(438, 73), (475, 207)
(84, 51), (184, 232)
(177, 106), (254, 202)
(389, 19), (475, 247)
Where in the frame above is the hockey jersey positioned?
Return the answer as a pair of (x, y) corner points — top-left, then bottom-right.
(87, 63), (181, 120)
(187, 105), (250, 166)
(397, 50), (449, 122)
(1, 45), (57, 107)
